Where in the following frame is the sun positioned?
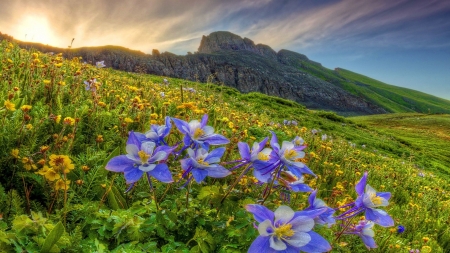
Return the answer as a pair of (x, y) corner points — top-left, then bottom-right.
(14, 14), (58, 46)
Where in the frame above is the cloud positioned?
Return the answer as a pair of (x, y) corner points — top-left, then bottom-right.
(1, 0), (450, 54)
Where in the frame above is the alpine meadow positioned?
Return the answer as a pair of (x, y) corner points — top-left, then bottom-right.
(1, 36), (450, 253)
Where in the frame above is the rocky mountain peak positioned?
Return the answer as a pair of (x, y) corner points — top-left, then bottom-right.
(198, 31), (277, 59)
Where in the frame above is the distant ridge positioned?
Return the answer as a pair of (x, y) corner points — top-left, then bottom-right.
(2, 31), (449, 115)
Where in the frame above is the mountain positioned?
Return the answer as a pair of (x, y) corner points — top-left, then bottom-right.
(2, 31), (450, 115)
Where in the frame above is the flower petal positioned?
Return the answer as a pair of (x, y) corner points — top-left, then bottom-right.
(297, 231), (332, 253)
(191, 168), (208, 183)
(124, 167), (144, 184)
(289, 216), (315, 233)
(270, 236), (287, 250)
(248, 236), (271, 253)
(205, 147), (225, 164)
(202, 134), (229, 145)
(285, 231), (311, 248)
(365, 208), (394, 227)
(172, 117), (190, 135)
(206, 165), (231, 178)
(245, 204), (275, 223)
(149, 164), (173, 183)
(105, 155), (134, 172)
(238, 142), (251, 160)
(257, 219), (274, 236)
(356, 172), (368, 196)
(274, 205), (295, 226)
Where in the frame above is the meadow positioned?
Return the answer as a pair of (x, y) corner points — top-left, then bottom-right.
(1, 40), (450, 253)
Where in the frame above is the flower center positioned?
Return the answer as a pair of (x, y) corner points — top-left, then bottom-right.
(197, 158), (209, 166)
(138, 150), (151, 164)
(193, 128), (205, 139)
(257, 152), (269, 161)
(284, 149), (297, 160)
(370, 193), (383, 205)
(274, 223), (295, 239)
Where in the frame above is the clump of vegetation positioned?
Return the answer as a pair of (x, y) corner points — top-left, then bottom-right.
(1, 40), (449, 252)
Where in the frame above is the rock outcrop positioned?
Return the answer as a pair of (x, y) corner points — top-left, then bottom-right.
(0, 31), (387, 115)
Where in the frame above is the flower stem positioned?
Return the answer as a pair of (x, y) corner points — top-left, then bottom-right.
(146, 173), (159, 210)
(221, 165), (250, 204)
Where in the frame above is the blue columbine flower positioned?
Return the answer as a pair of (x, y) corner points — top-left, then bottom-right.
(105, 131), (173, 184)
(344, 220), (377, 249)
(354, 172), (394, 227)
(135, 116), (171, 145)
(245, 204), (331, 253)
(397, 225), (405, 233)
(180, 147), (231, 183)
(336, 172), (394, 227)
(305, 190), (335, 227)
(172, 114), (229, 150)
(277, 171), (312, 193)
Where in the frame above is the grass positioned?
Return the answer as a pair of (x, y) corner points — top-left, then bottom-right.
(0, 39), (450, 252)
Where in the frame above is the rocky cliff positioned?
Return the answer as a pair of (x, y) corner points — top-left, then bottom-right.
(0, 31), (387, 115)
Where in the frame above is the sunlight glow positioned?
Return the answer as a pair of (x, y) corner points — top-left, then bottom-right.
(14, 15), (58, 46)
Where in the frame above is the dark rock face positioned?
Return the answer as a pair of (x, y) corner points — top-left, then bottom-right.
(0, 31), (386, 115)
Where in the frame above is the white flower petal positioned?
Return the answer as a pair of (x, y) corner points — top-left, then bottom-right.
(257, 220), (274, 236)
(274, 206), (295, 225)
(139, 164), (156, 172)
(285, 231), (311, 247)
(269, 236), (287, 250)
(289, 216), (315, 232)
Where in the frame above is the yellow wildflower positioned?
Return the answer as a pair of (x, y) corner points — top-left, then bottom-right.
(43, 80), (51, 84)
(54, 115), (61, 124)
(124, 117), (134, 123)
(22, 157), (37, 170)
(63, 117), (75, 126)
(21, 105), (32, 112)
(44, 168), (60, 181)
(4, 100), (15, 111)
(49, 154), (74, 173)
(11, 149), (19, 158)
(54, 179), (70, 190)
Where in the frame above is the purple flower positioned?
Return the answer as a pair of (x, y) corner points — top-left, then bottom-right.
(253, 132), (314, 183)
(354, 172), (394, 227)
(180, 147), (230, 183)
(245, 204), (331, 253)
(292, 136), (305, 147)
(235, 138), (273, 181)
(84, 78), (97, 91)
(105, 131), (173, 184)
(344, 220), (377, 249)
(135, 116), (171, 146)
(278, 171), (312, 193)
(172, 114), (229, 149)
(397, 225), (405, 233)
(305, 190), (335, 227)
(96, 60), (106, 68)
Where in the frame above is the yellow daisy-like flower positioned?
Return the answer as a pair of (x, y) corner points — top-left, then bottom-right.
(44, 168), (61, 182)
(21, 105), (32, 112)
(25, 124), (33, 130)
(36, 165), (50, 176)
(49, 154), (74, 173)
(4, 100), (15, 111)
(63, 117), (75, 126)
(124, 117), (134, 123)
(11, 149), (20, 158)
(43, 80), (51, 84)
(54, 179), (70, 191)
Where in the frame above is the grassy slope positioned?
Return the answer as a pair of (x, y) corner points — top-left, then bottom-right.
(1, 40), (450, 252)
(297, 60), (450, 114)
(350, 113), (450, 175)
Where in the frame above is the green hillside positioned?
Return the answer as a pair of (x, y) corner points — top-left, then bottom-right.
(295, 59), (450, 114)
(1, 40), (450, 252)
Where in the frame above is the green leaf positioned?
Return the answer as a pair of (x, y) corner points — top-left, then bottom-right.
(41, 221), (64, 253)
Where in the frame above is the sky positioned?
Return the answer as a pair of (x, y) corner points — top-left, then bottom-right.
(1, 0), (450, 99)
